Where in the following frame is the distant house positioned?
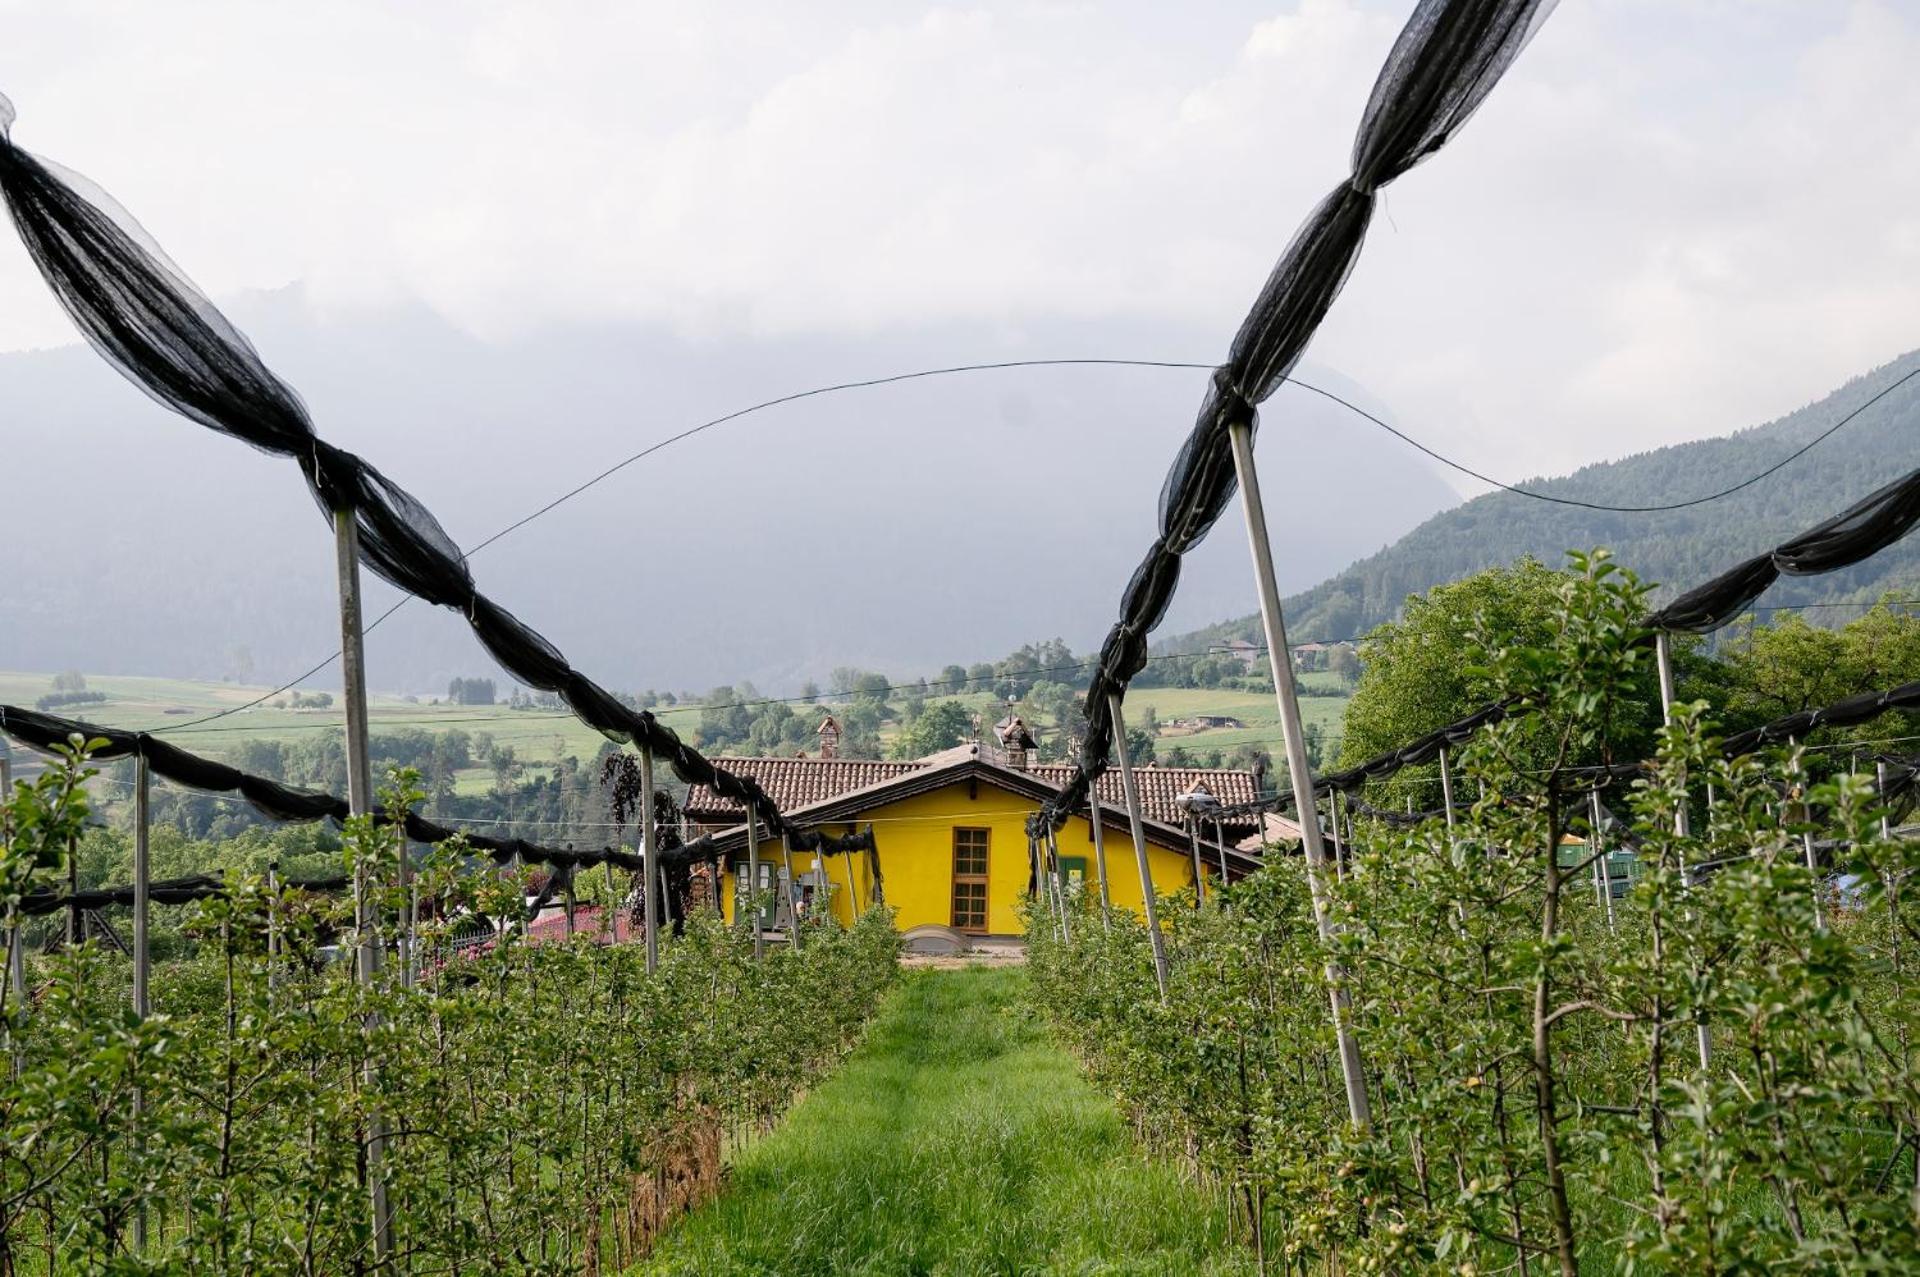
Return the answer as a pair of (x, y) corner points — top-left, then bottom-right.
(1216, 638), (1262, 670)
(680, 738), (1266, 940)
(1177, 714), (1246, 731)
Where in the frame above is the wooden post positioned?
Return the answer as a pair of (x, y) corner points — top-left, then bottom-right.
(641, 749), (659, 975)
(745, 811), (763, 960)
(1087, 795), (1112, 931)
(1212, 817), (1231, 888)
(1439, 747), (1457, 833)
(1226, 417), (1372, 1133)
(1108, 694), (1169, 1001)
(335, 508), (393, 1261)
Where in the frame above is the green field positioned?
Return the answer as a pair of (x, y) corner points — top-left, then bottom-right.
(0, 668), (1348, 779)
(640, 965), (1253, 1275)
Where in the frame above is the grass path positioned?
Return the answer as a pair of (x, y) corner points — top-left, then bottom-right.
(640, 965), (1254, 1276)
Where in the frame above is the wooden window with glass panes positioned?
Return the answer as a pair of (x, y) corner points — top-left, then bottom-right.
(951, 828), (990, 932)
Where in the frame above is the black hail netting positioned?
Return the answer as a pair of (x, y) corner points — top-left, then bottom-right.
(1290, 464), (1920, 802)
(1, 704), (875, 915)
(1644, 466), (1920, 633)
(0, 101), (790, 839)
(1030, 0), (1557, 839)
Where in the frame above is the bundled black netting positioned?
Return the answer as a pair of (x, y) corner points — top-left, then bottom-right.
(1, 704), (347, 824)
(1030, 0), (1557, 838)
(1645, 466), (1920, 633)
(1307, 466), (1920, 802)
(4, 704), (872, 917)
(1718, 680), (1920, 757)
(17, 872), (352, 918)
(0, 99), (790, 838)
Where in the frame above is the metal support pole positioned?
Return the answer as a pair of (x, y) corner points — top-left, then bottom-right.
(1589, 789), (1615, 932)
(841, 842), (858, 926)
(1213, 817), (1231, 886)
(3, 747), (20, 1079)
(335, 509), (392, 1262)
(1109, 694), (1169, 1002)
(1656, 632), (1691, 838)
(1088, 795), (1112, 930)
(1327, 794), (1346, 884)
(1185, 818), (1207, 906)
(782, 835), (803, 952)
(563, 865), (576, 938)
(266, 860), (280, 980)
(6, 741), (19, 1067)
(398, 836), (414, 990)
(132, 751), (151, 1018)
(641, 748), (659, 974)
(1227, 418), (1371, 1132)
(1879, 761), (1893, 843)
(1046, 829), (1071, 943)
(1804, 830), (1825, 932)
(745, 811), (763, 960)
(65, 832), (78, 948)
(1439, 748), (1457, 832)
(131, 748), (150, 1254)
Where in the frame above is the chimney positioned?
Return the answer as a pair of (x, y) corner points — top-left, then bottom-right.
(997, 714), (1035, 771)
(816, 714), (841, 759)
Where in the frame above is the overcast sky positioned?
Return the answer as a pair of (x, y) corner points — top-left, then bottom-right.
(2, 0), (1917, 484)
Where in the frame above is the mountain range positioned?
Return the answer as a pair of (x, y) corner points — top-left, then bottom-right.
(1163, 347), (1920, 655)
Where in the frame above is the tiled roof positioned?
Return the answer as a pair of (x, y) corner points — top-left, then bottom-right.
(684, 757), (923, 820)
(1237, 810), (1305, 851)
(684, 749), (1260, 829)
(1034, 764), (1260, 827)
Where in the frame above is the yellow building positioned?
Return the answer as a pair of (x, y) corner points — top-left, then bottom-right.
(683, 734), (1265, 945)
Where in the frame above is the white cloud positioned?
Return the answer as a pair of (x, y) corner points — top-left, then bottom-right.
(0, 0), (1915, 481)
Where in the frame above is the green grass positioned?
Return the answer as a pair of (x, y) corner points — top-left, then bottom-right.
(639, 966), (1254, 1276)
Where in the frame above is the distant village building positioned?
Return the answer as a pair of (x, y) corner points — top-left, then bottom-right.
(1171, 714), (1246, 731)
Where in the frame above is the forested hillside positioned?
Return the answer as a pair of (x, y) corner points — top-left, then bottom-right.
(1163, 348), (1920, 652)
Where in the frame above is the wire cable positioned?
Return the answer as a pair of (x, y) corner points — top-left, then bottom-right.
(145, 357), (1918, 736)
(1286, 363), (1920, 513)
